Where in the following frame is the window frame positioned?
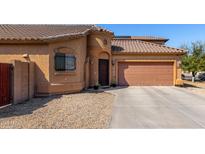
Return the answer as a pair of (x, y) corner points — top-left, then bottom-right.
(55, 52), (76, 72)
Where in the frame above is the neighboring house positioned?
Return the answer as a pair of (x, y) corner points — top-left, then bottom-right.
(0, 24), (186, 104)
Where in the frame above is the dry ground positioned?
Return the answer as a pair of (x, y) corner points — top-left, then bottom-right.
(182, 80), (205, 95)
(0, 91), (114, 129)
(183, 80), (205, 88)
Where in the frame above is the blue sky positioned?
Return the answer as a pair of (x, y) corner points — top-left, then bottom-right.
(98, 24), (205, 48)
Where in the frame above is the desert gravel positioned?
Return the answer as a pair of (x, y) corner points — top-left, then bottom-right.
(0, 91), (114, 129)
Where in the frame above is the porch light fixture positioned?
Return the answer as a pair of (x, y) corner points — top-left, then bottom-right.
(22, 53), (29, 58)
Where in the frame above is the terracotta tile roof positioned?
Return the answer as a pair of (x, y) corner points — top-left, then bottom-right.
(132, 36), (168, 41)
(115, 36), (169, 41)
(0, 24), (113, 42)
(111, 39), (186, 54)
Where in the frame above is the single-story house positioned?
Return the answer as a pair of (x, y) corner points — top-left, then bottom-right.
(0, 24), (186, 104)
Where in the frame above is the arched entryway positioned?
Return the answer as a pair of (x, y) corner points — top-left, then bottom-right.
(98, 52), (110, 86)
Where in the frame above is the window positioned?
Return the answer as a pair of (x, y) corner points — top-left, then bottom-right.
(55, 53), (76, 71)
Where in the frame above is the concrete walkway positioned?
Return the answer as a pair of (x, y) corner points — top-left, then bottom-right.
(108, 86), (205, 128)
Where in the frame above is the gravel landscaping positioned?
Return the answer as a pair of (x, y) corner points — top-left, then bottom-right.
(0, 91), (114, 129)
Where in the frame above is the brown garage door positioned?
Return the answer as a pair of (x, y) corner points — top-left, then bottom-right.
(118, 62), (174, 86)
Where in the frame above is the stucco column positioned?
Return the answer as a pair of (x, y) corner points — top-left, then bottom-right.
(175, 59), (183, 85)
(87, 32), (113, 87)
(89, 56), (98, 87)
(84, 57), (90, 88)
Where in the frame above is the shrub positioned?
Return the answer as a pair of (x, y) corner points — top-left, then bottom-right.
(93, 82), (100, 90)
(110, 79), (117, 87)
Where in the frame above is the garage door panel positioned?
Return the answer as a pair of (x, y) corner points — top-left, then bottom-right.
(118, 62), (174, 86)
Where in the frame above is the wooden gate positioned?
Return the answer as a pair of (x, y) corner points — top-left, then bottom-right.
(0, 63), (13, 107)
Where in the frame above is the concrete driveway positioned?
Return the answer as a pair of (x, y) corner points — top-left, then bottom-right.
(109, 86), (205, 128)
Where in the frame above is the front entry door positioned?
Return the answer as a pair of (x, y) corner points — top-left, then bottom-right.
(98, 59), (109, 86)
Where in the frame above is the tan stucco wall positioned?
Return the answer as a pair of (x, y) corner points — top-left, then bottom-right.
(87, 32), (113, 86)
(48, 37), (87, 94)
(12, 60), (35, 104)
(112, 54), (183, 85)
(0, 37), (88, 95)
(0, 44), (49, 94)
(12, 60), (28, 104)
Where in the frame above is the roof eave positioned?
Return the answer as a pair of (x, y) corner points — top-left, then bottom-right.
(0, 39), (47, 44)
(0, 33), (87, 44)
(111, 51), (186, 56)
